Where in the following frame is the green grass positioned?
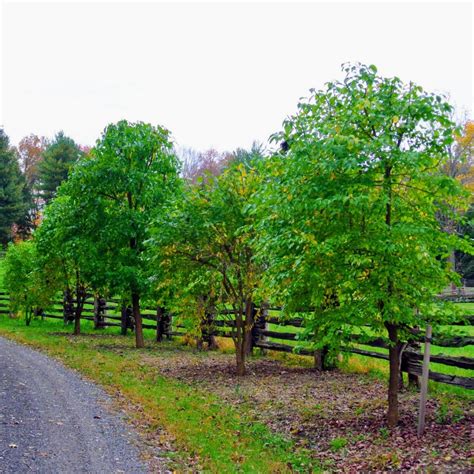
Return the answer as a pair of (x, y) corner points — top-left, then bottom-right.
(455, 302), (474, 313)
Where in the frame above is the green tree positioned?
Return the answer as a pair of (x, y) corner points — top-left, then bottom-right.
(63, 120), (180, 347)
(35, 194), (103, 335)
(38, 131), (83, 204)
(152, 153), (264, 374)
(3, 240), (57, 325)
(256, 63), (472, 426)
(0, 129), (26, 245)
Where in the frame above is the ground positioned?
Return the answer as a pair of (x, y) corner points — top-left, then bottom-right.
(0, 336), (166, 474)
(137, 343), (473, 472)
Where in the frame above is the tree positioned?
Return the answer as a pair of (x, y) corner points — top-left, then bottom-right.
(440, 120), (474, 279)
(37, 131), (83, 204)
(152, 152), (264, 374)
(442, 120), (474, 189)
(0, 129), (26, 246)
(256, 63), (472, 426)
(17, 134), (48, 188)
(16, 134), (48, 232)
(65, 120), (180, 347)
(35, 194), (100, 335)
(179, 147), (228, 183)
(3, 240), (57, 325)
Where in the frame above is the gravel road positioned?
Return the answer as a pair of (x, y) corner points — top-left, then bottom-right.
(0, 336), (150, 473)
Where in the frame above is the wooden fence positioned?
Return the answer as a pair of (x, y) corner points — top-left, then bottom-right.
(0, 292), (472, 390)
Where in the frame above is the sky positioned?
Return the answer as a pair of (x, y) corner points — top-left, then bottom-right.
(1, 0), (473, 152)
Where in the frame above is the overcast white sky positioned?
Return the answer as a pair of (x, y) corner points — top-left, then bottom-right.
(1, 1), (473, 152)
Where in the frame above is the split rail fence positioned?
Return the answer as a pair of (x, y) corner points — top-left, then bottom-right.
(0, 291), (472, 390)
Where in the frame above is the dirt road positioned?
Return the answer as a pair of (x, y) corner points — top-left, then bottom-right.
(0, 336), (149, 473)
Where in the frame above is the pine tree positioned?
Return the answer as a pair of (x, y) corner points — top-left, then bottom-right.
(0, 129), (26, 245)
(37, 131), (83, 203)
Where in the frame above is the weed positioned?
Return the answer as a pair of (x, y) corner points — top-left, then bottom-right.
(435, 400), (465, 424)
(330, 437), (348, 451)
(379, 427), (390, 439)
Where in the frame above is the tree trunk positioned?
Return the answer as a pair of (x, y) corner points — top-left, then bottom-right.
(25, 307), (31, 326)
(386, 322), (401, 427)
(204, 306), (218, 349)
(314, 348), (325, 371)
(234, 309), (246, 376)
(236, 342), (246, 376)
(196, 337), (203, 351)
(314, 346), (334, 371)
(208, 333), (218, 350)
(132, 291), (144, 348)
(383, 162), (400, 427)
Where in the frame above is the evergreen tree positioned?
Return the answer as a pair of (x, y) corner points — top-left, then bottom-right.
(0, 129), (25, 245)
(14, 180), (35, 240)
(456, 204), (474, 280)
(38, 131), (83, 203)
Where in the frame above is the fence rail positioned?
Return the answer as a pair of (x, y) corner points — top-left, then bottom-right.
(0, 292), (472, 390)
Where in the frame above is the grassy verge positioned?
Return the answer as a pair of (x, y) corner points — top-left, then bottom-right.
(0, 316), (314, 473)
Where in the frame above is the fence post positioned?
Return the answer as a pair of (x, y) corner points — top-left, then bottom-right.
(33, 307), (44, 321)
(121, 305), (132, 336)
(93, 296), (106, 329)
(245, 301), (257, 355)
(417, 325), (432, 436)
(252, 303), (267, 354)
(165, 312), (172, 340)
(204, 305), (218, 350)
(406, 341), (421, 389)
(156, 306), (165, 342)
